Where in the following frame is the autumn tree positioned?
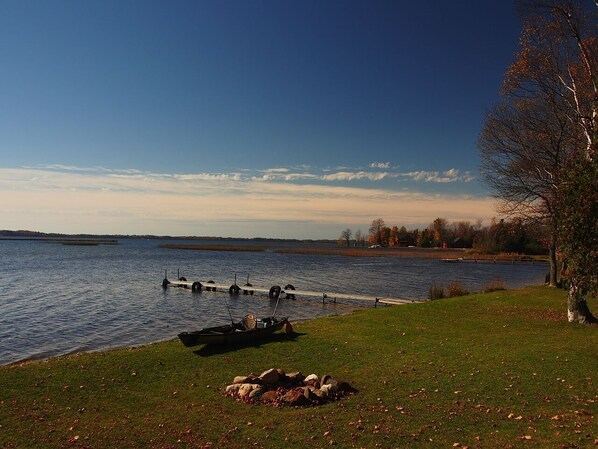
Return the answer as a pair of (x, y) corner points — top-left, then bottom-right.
(511, 0), (598, 158)
(417, 228), (434, 247)
(389, 226), (399, 247)
(368, 218), (386, 246)
(453, 220), (477, 247)
(429, 217), (448, 246)
(491, 0), (598, 322)
(381, 226), (392, 246)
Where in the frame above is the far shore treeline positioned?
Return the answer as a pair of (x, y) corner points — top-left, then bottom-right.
(0, 230), (336, 244)
(1, 215), (547, 256)
(339, 217), (548, 255)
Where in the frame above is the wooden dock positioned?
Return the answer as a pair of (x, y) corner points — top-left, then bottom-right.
(162, 276), (416, 307)
(281, 288), (414, 306)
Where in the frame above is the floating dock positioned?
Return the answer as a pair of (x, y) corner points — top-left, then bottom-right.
(162, 275), (416, 307)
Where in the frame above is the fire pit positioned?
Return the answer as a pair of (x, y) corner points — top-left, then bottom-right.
(225, 368), (357, 407)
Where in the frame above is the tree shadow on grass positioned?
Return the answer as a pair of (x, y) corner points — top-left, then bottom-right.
(192, 332), (306, 357)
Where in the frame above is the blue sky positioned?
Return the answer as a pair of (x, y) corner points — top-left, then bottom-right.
(0, 1), (522, 238)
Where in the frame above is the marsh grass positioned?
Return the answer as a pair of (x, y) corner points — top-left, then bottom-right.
(446, 280), (470, 297)
(429, 280), (469, 299)
(483, 279), (507, 292)
(159, 244), (267, 252)
(1, 286), (597, 448)
(428, 284), (445, 300)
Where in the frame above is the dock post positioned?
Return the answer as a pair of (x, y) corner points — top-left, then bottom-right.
(322, 293), (326, 304)
(375, 298), (378, 308)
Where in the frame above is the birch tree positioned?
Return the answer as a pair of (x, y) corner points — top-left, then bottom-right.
(509, 0), (598, 159)
(491, 0), (598, 322)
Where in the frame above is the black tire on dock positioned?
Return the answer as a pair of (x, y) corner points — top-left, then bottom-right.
(179, 276), (187, 282)
(269, 285), (281, 299)
(229, 284), (240, 295)
(243, 283), (254, 295)
(284, 284), (296, 300)
(192, 282), (202, 292)
(206, 280), (215, 292)
(162, 278), (170, 289)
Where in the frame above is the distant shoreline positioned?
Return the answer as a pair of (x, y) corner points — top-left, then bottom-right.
(0, 237), (117, 245)
(159, 243), (548, 262)
(1, 233), (547, 262)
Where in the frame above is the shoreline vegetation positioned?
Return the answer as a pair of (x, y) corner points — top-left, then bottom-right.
(0, 230), (547, 262)
(158, 243), (549, 263)
(0, 237), (118, 245)
(1, 286), (595, 448)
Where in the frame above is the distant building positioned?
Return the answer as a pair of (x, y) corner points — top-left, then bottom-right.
(452, 237), (467, 248)
(397, 232), (416, 247)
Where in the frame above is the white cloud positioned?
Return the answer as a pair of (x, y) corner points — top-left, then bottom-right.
(261, 167), (290, 173)
(174, 173), (242, 182)
(369, 162), (390, 169)
(0, 166), (494, 238)
(402, 169), (475, 183)
(321, 171), (390, 181)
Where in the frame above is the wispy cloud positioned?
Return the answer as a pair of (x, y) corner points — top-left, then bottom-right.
(321, 171), (390, 181)
(0, 165), (492, 238)
(402, 169), (476, 183)
(247, 165), (476, 184)
(370, 161), (390, 169)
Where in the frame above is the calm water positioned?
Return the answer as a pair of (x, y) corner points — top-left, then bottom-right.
(0, 239), (548, 365)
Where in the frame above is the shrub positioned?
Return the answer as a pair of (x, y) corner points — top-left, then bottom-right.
(446, 280), (469, 298)
(428, 285), (445, 300)
(482, 279), (506, 293)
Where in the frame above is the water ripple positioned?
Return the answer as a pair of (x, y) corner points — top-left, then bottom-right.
(0, 239), (547, 365)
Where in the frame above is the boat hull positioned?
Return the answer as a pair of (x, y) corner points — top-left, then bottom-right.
(178, 318), (288, 347)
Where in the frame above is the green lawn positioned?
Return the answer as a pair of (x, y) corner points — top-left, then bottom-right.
(1, 286), (596, 448)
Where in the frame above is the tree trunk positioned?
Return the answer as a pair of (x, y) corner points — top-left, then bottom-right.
(548, 231), (558, 287)
(567, 282), (597, 324)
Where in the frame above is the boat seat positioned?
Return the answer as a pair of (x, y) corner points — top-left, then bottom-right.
(241, 313), (256, 330)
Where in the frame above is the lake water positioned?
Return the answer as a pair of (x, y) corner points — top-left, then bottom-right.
(0, 239), (548, 365)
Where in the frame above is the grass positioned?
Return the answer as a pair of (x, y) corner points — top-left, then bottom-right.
(1, 286), (596, 448)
